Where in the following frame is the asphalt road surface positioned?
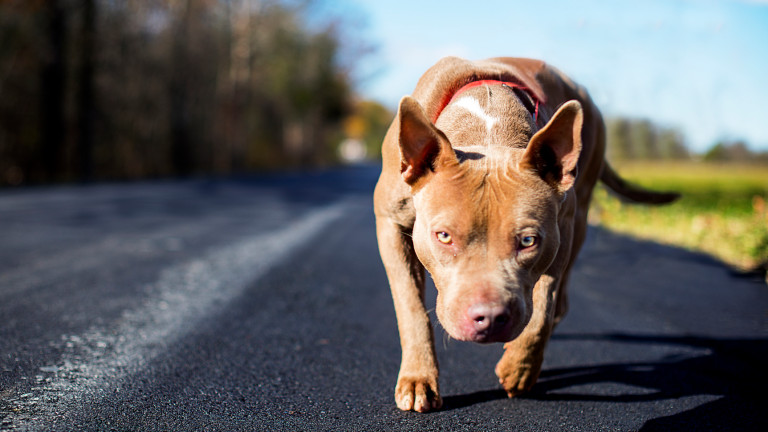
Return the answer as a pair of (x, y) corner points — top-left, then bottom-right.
(1, 165), (766, 431)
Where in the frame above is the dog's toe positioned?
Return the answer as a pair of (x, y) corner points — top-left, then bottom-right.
(496, 357), (541, 398)
(499, 375), (532, 398)
(395, 377), (441, 412)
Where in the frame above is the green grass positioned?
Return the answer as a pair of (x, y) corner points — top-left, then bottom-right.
(590, 162), (768, 270)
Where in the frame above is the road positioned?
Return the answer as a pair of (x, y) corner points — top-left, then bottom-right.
(1, 165), (766, 431)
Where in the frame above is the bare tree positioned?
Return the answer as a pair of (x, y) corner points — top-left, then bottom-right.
(40, 0), (67, 182)
(0, 0), (360, 185)
(76, 0), (96, 181)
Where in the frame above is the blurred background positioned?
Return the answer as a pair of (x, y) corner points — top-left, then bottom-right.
(0, 0), (766, 270)
(0, 0), (389, 184)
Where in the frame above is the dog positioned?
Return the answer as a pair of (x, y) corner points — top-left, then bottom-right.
(373, 57), (677, 412)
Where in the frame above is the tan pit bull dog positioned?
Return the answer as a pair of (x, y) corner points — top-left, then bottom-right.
(373, 57), (677, 412)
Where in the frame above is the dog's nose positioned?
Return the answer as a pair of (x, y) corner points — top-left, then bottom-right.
(467, 303), (512, 337)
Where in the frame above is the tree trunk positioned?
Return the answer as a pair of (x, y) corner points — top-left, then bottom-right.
(39, 0), (66, 182)
(77, 0), (95, 181)
(169, 0), (193, 176)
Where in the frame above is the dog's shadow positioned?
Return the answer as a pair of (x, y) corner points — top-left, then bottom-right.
(441, 332), (767, 428)
(441, 388), (509, 410)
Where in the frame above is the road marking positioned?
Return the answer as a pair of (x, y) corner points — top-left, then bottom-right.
(5, 199), (351, 427)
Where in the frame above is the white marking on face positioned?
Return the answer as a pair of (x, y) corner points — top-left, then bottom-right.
(455, 96), (498, 133)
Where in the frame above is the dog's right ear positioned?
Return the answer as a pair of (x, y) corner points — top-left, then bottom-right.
(398, 96), (457, 186)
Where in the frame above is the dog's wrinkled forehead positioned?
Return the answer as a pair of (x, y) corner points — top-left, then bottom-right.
(435, 85), (536, 149)
(422, 146), (552, 228)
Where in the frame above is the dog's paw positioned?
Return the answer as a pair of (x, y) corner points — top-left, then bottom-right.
(495, 356), (542, 398)
(395, 376), (442, 412)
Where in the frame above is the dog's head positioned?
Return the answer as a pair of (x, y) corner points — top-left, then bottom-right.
(397, 90), (582, 343)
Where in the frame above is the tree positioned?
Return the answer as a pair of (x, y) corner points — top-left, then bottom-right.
(342, 99), (392, 158)
(704, 140), (752, 162)
(606, 117), (689, 162)
(76, 0), (96, 181)
(606, 118), (632, 161)
(39, 0), (67, 182)
(0, 0), (362, 185)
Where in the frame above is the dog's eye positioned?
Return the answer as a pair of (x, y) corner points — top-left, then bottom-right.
(436, 231), (453, 245)
(520, 235), (537, 249)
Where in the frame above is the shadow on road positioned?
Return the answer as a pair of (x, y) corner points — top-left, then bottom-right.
(534, 333), (766, 401)
(442, 333), (767, 430)
(539, 333), (766, 430)
(441, 389), (509, 411)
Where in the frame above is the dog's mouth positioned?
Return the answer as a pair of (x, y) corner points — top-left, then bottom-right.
(468, 318), (518, 344)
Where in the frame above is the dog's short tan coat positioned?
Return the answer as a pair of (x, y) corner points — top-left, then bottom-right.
(373, 57), (676, 412)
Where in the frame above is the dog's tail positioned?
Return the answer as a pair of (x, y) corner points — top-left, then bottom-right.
(599, 162), (680, 205)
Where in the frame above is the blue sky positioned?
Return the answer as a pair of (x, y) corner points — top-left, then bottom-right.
(328, 0), (768, 152)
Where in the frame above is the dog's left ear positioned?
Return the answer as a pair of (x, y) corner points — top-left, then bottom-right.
(519, 100), (583, 194)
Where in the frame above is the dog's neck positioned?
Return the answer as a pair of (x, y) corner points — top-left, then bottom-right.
(450, 80), (541, 125)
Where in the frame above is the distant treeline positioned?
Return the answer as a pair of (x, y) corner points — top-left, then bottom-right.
(0, 0), (368, 186)
(3, 1), (763, 188)
(606, 117), (768, 163)
(606, 118), (689, 161)
(700, 140), (768, 163)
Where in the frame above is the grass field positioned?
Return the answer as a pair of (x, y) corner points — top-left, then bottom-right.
(590, 162), (768, 271)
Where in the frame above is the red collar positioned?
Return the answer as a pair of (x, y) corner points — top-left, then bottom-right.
(441, 79), (542, 126)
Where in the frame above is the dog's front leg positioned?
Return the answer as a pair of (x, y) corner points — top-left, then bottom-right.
(496, 180), (578, 397)
(376, 218), (441, 412)
(494, 274), (559, 397)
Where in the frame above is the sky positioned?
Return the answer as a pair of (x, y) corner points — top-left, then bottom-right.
(327, 0), (768, 152)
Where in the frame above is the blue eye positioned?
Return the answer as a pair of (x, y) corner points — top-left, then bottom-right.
(520, 235), (537, 248)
